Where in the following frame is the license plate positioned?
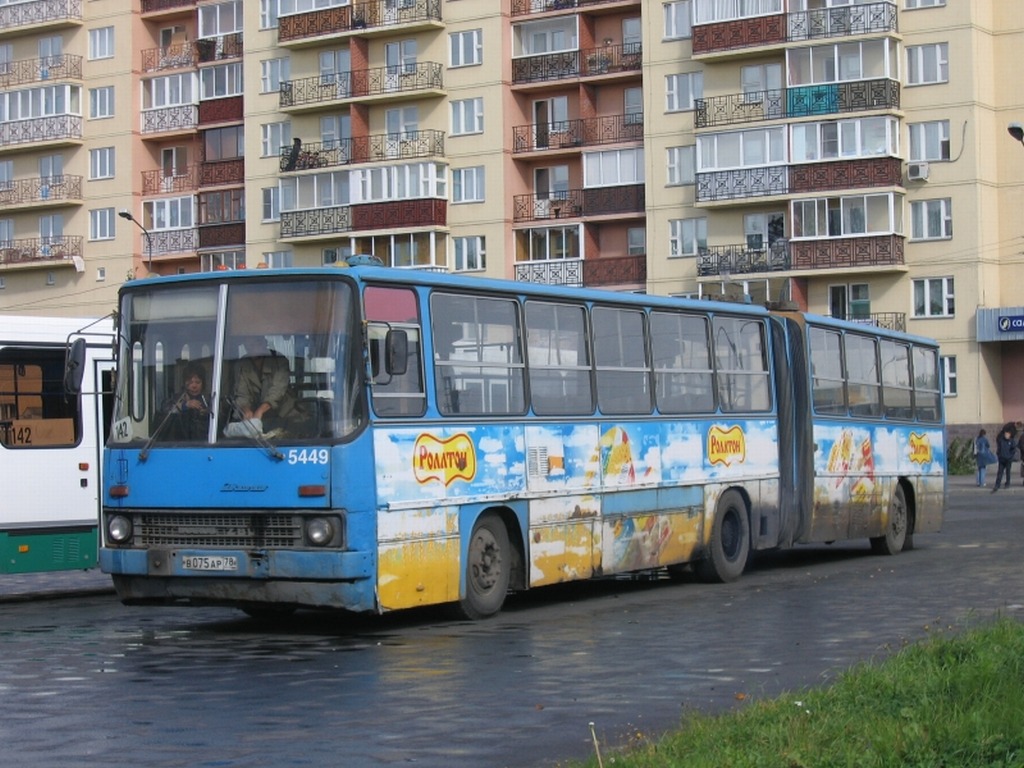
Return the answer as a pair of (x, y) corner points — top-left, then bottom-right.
(181, 554), (238, 572)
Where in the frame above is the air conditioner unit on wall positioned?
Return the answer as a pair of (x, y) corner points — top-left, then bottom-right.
(907, 162), (930, 182)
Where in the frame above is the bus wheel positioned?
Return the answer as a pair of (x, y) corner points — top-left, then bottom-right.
(455, 513), (511, 620)
(871, 484), (907, 556)
(696, 490), (750, 583)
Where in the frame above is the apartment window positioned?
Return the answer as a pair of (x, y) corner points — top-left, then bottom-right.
(144, 74), (193, 109)
(90, 208), (116, 241)
(260, 57), (290, 93)
(262, 250), (292, 268)
(262, 187), (280, 222)
(261, 121), (291, 158)
(666, 72), (702, 112)
(39, 213), (64, 242)
(198, 0), (243, 37)
(911, 199), (952, 240)
(322, 245), (351, 266)
(200, 62), (243, 99)
(451, 98), (484, 135)
(199, 189), (245, 224)
(96, 267), (106, 282)
(584, 148), (644, 187)
(201, 250), (245, 272)
(204, 125), (244, 161)
(89, 147), (115, 180)
(452, 167), (485, 203)
(698, 126), (785, 170)
(940, 355), (956, 396)
(664, 1), (692, 39)
(666, 146), (696, 185)
(627, 227), (646, 256)
(908, 120), (950, 161)
(907, 43), (948, 85)
(912, 277), (954, 318)
(450, 29), (482, 67)
(145, 196), (194, 230)
(669, 217), (706, 257)
(792, 116), (899, 162)
(792, 193), (903, 238)
(453, 236), (485, 272)
(89, 86), (114, 119)
(89, 27), (114, 60)
(693, 0), (781, 24)
(906, 0), (944, 6)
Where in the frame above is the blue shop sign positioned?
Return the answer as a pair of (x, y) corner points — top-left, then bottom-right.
(998, 315), (1024, 332)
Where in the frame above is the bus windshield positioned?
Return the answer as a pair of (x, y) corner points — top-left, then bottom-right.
(110, 278), (362, 447)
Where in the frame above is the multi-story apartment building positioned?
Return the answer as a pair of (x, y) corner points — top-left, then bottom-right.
(1, 0), (1022, 432)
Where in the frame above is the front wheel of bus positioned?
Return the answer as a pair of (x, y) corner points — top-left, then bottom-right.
(696, 490), (750, 583)
(455, 513), (511, 620)
(870, 484), (908, 556)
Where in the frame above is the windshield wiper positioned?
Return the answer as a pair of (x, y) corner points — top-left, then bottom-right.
(223, 396), (284, 461)
(138, 393), (188, 462)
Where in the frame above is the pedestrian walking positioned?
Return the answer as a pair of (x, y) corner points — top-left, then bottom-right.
(992, 424), (1018, 492)
(975, 429), (994, 487)
(1018, 429), (1024, 487)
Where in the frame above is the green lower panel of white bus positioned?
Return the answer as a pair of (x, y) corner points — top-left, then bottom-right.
(0, 528), (98, 574)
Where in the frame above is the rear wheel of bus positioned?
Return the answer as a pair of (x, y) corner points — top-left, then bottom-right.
(870, 483), (908, 556)
(454, 512), (511, 620)
(696, 489), (750, 583)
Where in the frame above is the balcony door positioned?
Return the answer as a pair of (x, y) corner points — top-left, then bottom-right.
(829, 283), (870, 322)
(385, 40), (416, 92)
(534, 165), (569, 218)
(532, 96), (567, 149)
(319, 49), (351, 98)
(161, 146), (189, 191)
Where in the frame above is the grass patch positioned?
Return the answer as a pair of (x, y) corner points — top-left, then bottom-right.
(571, 618), (1024, 768)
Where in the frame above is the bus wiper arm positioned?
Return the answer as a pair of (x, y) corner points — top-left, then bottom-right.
(223, 396), (284, 461)
(139, 392), (187, 462)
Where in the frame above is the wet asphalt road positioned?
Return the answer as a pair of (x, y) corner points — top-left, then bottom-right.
(2, 473), (1023, 767)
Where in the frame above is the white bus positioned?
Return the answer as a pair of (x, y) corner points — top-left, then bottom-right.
(1, 316), (113, 574)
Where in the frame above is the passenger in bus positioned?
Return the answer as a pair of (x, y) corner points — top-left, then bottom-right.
(228, 335), (303, 435)
(165, 363), (210, 440)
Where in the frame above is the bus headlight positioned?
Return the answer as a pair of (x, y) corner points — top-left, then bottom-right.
(108, 515), (133, 544)
(305, 517), (335, 547)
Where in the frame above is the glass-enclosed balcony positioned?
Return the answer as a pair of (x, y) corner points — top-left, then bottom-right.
(278, 0), (443, 46)
(279, 63), (444, 111)
(513, 113), (643, 153)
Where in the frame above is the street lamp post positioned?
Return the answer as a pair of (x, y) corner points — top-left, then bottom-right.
(119, 209), (153, 268)
(1008, 123), (1024, 146)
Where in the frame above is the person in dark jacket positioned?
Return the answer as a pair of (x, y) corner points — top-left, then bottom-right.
(975, 429), (992, 488)
(992, 425), (1017, 492)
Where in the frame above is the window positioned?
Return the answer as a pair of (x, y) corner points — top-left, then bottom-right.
(526, 301), (592, 416)
(906, 0), (944, 6)
(89, 147), (115, 180)
(261, 121), (291, 157)
(911, 198), (952, 240)
(452, 166), (485, 203)
(713, 316), (771, 413)
(89, 86), (114, 119)
(940, 355), (956, 396)
(666, 146), (696, 185)
(791, 116), (899, 162)
(89, 27), (114, 60)
(204, 125), (244, 161)
(451, 98), (484, 135)
(664, 1), (692, 40)
(627, 227), (646, 256)
(792, 193), (903, 238)
(666, 72), (702, 112)
(913, 277), (954, 318)
(907, 43), (948, 85)
(144, 196), (194, 230)
(908, 120), (950, 161)
(261, 250), (292, 268)
(450, 29), (482, 67)
(89, 208), (116, 241)
(260, 57), (290, 93)
(693, 0), (781, 24)
(200, 62), (243, 99)
(0, 348), (82, 449)
(198, 189), (244, 224)
(669, 217), (706, 256)
(593, 307), (651, 415)
(698, 126), (785, 169)
(584, 148), (644, 187)
(651, 311), (714, 414)
(846, 333), (881, 417)
(914, 346), (941, 420)
(201, 250), (245, 271)
(809, 327), (845, 415)
(262, 187), (280, 222)
(879, 339), (912, 419)
(624, 87), (643, 125)
(198, 0), (243, 37)
(143, 74), (193, 109)
(453, 236), (485, 271)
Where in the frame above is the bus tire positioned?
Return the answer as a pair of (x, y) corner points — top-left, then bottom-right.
(870, 483), (907, 556)
(454, 513), (510, 620)
(696, 490), (750, 583)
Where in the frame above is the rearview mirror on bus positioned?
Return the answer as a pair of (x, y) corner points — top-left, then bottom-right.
(64, 338), (87, 395)
(386, 329), (408, 377)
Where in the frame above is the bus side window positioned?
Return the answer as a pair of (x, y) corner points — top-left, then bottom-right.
(880, 339), (913, 420)
(525, 301), (593, 416)
(713, 316), (771, 413)
(593, 306), (651, 415)
(0, 354), (78, 448)
(912, 345), (941, 423)
(845, 334), (881, 418)
(651, 311), (714, 414)
(809, 326), (846, 416)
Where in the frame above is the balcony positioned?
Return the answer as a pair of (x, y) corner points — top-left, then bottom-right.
(281, 199), (447, 239)
(693, 1), (897, 57)
(199, 95), (243, 125)
(141, 0), (195, 15)
(511, 0), (641, 17)
(0, 115), (82, 150)
(697, 242), (790, 277)
(280, 63), (444, 112)
(0, 175), (82, 209)
(0, 0), (82, 37)
(142, 44), (197, 73)
(582, 254), (646, 288)
(695, 78), (900, 129)
(198, 222), (245, 250)
(142, 167), (197, 196)
(141, 105), (198, 136)
(514, 259), (583, 288)
(513, 113), (643, 153)
(789, 234), (904, 271)
(278, 0), (443, 46)
(512, 43), (641, 86)
(279, 130), (445, 171)
(0, 236), (82, 269)
(696, 167), (788, 204)
(280, 206), (353, 239)
(0, 54), (82, 88)
(150, 228), (198, 257)
(199, 159), (244, 187)
(513, 184), (645, 223)
(195, 33), (243, 63)
(830, 312), (906, 333)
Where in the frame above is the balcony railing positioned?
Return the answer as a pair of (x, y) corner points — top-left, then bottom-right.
(150, 228), (198, 256)
(0, 236), (82, 268)
(196, 33), (243, 63)
(583, 254), (646, 287)
(514, 258), (583, 287)
(278, 0), (442, 43)
(199, 158), (244, 187)
(141, 105), (198, 135)
(142, 167), (197, 195)
(351, 199), (446, 230)
(697, 157), (902, 204)
(697, 242), (790, 277)
(0, 54), (82, 87)
(512, 43), (641, 85)
(695, 78), (899, 129)
(141, 0), (195, 13)
(280, 62), (444, 110)
(280, 206), (353, 238)
(199, 95), (243, 125)
(142, 44), (197, 72)
(279, 130), (445, 172)
(511, 0), (639, 17)
(0, 115), (82, 147)
(514, 184), (645, 222)
(696, 167), (788, 203)
(0, 175), (82, 206)
(789, 234), (904, 270)
(198, 221), (245, 249)
(513, 113), (643, 153)
(830, 312), (906, 333)
(0, 0), (82, 32)
(693, 1), (896, 56)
